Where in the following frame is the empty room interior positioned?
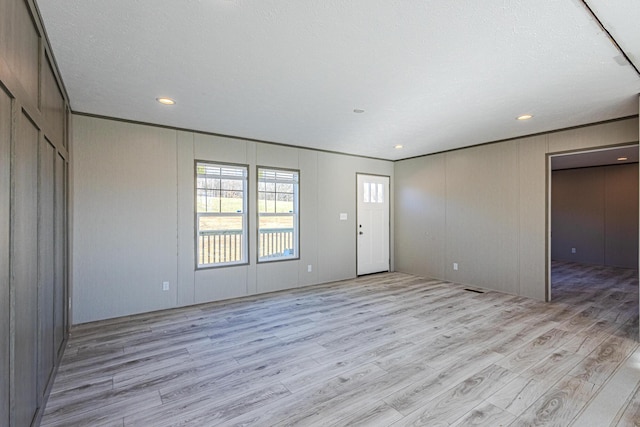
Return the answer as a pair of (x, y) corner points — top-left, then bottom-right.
(2, 0), (640, 426)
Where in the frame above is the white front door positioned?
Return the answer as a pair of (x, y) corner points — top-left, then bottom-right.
(357, 174), (390, 275)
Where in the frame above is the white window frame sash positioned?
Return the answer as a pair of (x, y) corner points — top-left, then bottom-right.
(195, 161), (249, 269)
(257, 167), (299, 263)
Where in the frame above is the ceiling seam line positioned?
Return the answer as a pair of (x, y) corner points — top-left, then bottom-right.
(580, 0), (640, 77)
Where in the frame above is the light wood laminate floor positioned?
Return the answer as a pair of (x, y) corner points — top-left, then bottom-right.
(42, 261), (639, 426)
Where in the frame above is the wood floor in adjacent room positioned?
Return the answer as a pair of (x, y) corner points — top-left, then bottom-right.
(42, 262), (640, 426)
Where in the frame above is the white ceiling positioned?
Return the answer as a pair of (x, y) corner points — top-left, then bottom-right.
(36, 0), (640, 161)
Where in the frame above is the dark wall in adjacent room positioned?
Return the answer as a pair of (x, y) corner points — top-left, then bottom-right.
(552, 163), (639, 269)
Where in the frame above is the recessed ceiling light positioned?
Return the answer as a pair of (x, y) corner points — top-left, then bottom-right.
(617, 157), (628, 161)
(516, 114), (533, 120)
(394, 144), (403, 149)
(156, 97), (175, 105)
(353, 109), (365, 114)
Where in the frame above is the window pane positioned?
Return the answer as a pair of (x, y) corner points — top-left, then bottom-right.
(276, 183), (293, 193)
(259, 216), (295, 259)
(258, 191), (275, 213)
(220, 190), (243, 213)
(199, 215), (243, 231)
(196, 162), (247, 267)
(276, 192), (294, 213)
(377, 183), (384, 203)
(363, 183), (370, 203)
(370, 182), (377, 203)
(259, 215), (293, 229)
(258, 167), (299, 262)
(221, 178), (242, 191)
(206, 177), (219, 190)
(207, 190), (220, 213)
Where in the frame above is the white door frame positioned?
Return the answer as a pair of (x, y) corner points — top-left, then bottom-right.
(356, 173), (391, 276)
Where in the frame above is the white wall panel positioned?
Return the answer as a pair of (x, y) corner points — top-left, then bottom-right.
(194, 133), (247, 164)
(256, 143), (299, 169)
(394, 117), (638, 301)
(72, 115), (394, 322)
(72, 116), (178, 323)
(518, 135), (548, 299)
(177, 131), (195, 306)
(246, 141), (258, 295)
(297, 150), (319, 286)
(317, 154), (358, 283)
(394, 154), (446, 280)
(548, 118), (638, 153)
(445, 142), (519, 293)
(257, 262), (300, 294)
(316, 153), (394, 284)
(194, 267), (248, 303)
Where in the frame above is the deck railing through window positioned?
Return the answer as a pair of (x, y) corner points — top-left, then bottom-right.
(259, 228), (294, 260)
(198, 228), (295, 265)
(198, 229), (243, 265)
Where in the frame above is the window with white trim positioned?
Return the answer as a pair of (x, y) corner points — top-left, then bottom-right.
(258, 167), (299, 262)
(196, 162), (247, 267)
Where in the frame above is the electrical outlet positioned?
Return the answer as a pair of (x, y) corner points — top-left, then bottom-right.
(307, 264), (312, 273)
(162, 281), (170, 291)
(571, 248), (576, 254)
(453, 263), (458, 271)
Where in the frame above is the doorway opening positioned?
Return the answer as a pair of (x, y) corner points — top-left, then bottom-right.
(548, 145), (639, 337)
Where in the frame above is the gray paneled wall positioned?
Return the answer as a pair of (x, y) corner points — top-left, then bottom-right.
(14, 112), (39, 427)
(395, 117), (639, 300)
(71, 115), (394, 324)
(552, 164), (639, 269)
(1, 83), (12, 427)
(0, 0), (71, 425)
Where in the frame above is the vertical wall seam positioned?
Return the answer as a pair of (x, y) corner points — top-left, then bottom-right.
(36, 127), (42, 409)
(545, 134), (550, 302)
(603, 168), (607, 266)
(516, 141), (521, 296)
(175, 130), (179, 308)
(8, 95), (17, 427)
(192, 133), (196, 304)
(443, 153), (448, 282)
(247, 140), (250, 296)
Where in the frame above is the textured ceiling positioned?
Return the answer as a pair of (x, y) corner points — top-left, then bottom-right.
(36, 0), (640, 160)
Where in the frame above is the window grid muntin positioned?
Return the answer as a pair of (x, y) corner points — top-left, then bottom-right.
(258, 167), (299, 262)
(196, 161), (248, 268)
